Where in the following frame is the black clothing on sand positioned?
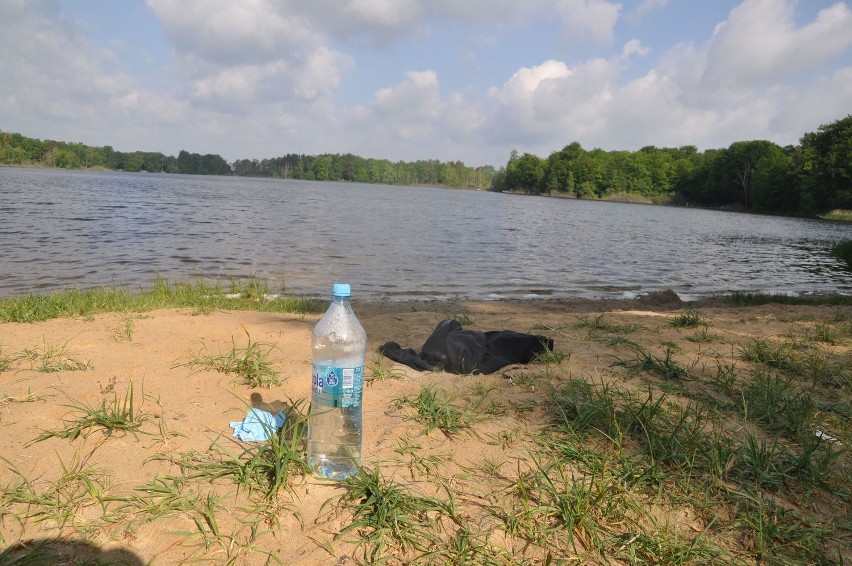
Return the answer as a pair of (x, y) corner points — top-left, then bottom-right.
(378, 319), (554, 375)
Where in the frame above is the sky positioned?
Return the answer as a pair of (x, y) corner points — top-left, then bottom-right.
(1, 0), (851, 168)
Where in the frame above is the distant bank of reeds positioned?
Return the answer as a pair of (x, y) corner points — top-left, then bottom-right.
(822, 209), (852, 221)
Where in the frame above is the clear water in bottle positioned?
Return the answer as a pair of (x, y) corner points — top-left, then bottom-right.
(306, 283), (366, 480)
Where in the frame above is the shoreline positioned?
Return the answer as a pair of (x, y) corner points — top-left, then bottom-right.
(2, 280), (851, 324)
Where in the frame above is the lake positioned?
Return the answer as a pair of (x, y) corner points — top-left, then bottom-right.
(1, 167), (850, 301)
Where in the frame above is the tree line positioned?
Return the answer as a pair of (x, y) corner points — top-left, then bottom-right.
(0, 132), (494, 189)
(492, 114), (852, 217)
(232, 154), (495, 188)
(2, 114), (849, 215)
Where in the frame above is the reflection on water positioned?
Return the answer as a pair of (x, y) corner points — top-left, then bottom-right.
(0, 167), (850, 300)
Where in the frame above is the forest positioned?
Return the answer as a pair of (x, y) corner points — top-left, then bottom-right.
(493, 114), (852, 217)
(1, 114), (849, 216)
(0, 133), (495, 190)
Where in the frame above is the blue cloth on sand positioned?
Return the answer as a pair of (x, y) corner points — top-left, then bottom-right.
(230, 408), (286, 441)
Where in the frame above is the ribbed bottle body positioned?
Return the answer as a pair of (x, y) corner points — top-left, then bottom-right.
(306, 287), (366, 480)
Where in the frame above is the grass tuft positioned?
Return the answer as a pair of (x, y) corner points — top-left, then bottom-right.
(181, 330), (280, 388)
(29, 383), (148, 443)
(20, 340), (91, 373)
(535, 344), (571, 365)
(394, 385), (477, 437)
(614, 345), (695, 380)
(366, 352), (406, 384)
(152, 398), (310, 501)
(330, 464), (449, 562)
(668, 309), (707, 328)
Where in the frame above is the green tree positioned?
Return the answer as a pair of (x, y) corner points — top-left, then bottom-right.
(750, 145), (798, 213)
(725, 140), (781, 209)
(799, 114), (852, 214)
(506, 152), (544, 193)
(311, 155), (333, 180)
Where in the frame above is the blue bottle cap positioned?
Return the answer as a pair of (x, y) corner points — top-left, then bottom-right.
(332, 283), (351, 297)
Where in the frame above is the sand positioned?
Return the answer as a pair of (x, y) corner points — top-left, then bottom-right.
(0, 294), (849, 564)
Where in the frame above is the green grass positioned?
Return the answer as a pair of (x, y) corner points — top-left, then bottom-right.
(614, 344), (696, 380)
(726, 291), (852, 306)
(1, 450), (113, 533)
(821, 209), (852, 221)
(0, 344), (13, 372)
(0, 340), (91, 374)
(29, 382), (148, 443)
(740, 371), (816, 437)
(538, 371), (849, 563)
(576, 314), (641, 335)
(393, 385), (477, 437)
(534, 344), (571, 365)
(20, 340), (92, 373)
(739, 338), (800, 371)
(444, 312), (473, 326)
(685, 327), (717, 343)
(733, 491), (834, 564)
(329, 464), (451, 562)
(810, 322), (842, 345)
(180, 330), (280, 388)
(668, 309), (708, 329)
(149, 398), (309, 502)
(0, 274), (325, 323)
(393, 436), (449, 479)
(366, 352), (406, 384)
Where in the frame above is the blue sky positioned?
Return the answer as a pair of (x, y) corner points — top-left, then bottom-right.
(1, 0), (850, 167)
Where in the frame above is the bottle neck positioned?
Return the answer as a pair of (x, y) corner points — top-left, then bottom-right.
(332, 295), (350, 304)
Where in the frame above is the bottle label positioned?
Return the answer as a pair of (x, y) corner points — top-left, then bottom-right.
(312, 364), (364, 408)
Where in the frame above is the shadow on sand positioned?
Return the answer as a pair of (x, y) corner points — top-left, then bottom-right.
(0, 538), (144, 565)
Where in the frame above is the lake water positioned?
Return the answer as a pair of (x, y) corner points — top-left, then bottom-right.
(1, 167), (850, 301)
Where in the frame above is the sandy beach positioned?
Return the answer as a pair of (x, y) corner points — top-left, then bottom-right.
(1, 293), (849, 564)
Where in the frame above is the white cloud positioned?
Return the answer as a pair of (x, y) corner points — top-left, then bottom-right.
(341, 70), (487, 161)
(374, 71), (442, 117)
(341, 0), (422, 30)
(773, 66), (852, 139)
(297, 0), (424, 44)
(360, 70), (448, 143)
(295, 46), (353, 100)
(622, 39), (651, 58)
(145, 0), (354, 109)
(145, 0), (318, 68)
(112, 91), (188, 125)
(489, 60), (572, 105)
(479, 0), (851, 159)
(0, 2), (138, 135)
(701, 0), (852, 91)
(486, 58), (619, 147)
(557, 0), (622, 43)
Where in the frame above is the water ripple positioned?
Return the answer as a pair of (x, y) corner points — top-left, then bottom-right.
(0, 167), (850, 300)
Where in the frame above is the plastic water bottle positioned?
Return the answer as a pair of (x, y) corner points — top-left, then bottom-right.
(307, 283), (366, 480)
